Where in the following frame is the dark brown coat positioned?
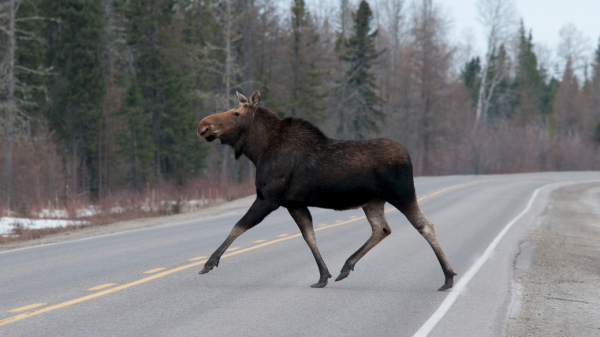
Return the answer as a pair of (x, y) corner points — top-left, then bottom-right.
(196, 91), (455, 289)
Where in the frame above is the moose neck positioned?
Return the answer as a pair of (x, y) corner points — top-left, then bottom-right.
(233, 109), (277, 165)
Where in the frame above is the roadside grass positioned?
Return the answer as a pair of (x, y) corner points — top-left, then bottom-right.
(0, 177), (255, 243)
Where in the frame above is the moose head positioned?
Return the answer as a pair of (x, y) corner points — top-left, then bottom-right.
(197, 91), (261, 145)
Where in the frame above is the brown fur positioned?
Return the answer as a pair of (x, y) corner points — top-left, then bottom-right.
(196, 91), (456, 289)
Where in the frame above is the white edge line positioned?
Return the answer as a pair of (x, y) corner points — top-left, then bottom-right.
(412, 179), (600, 337)
(412, 186), (544, 337)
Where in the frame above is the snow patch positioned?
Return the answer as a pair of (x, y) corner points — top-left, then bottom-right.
(0, 217), (90, 237)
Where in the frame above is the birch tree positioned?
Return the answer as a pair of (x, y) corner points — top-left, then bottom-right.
(475, 0), (515, 124)
(1, 0), (16, 209)
(1, 0), (56, 208)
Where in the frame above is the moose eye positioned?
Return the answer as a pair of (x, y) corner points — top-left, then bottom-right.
(234, 112), (240, 117)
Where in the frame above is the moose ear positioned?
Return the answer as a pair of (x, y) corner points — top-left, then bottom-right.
(237, 91), (248, 104)
(249, 90), (261, 107)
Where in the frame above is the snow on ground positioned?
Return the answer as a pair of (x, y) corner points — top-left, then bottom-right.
(0, 217), (90, 237)
(2, 198), (221, 236)
(37, 209), (69, 219)
(32, 199), (219, 220)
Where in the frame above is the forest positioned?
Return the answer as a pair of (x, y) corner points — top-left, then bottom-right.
(1, 0), (600, 218)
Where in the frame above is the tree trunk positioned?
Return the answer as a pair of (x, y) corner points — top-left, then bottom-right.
(243, 0), (254, 96)
(222, 0), (233, 178)
(337, 0), (350, 138)
(3, 0), (16, 209)
(475, 50), (491, 124)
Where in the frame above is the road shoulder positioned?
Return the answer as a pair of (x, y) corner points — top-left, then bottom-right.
(506, 183), (600, 336)
(0, 195), (256, 252)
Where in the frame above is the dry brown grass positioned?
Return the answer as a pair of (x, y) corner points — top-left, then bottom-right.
(0, 177), (255, 243)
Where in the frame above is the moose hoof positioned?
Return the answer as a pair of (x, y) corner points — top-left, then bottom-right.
(335, 270), (351, 282)
(437, 283), (452, 291)
(437, 272), (457, 291)
(198, 266), (214, 274)
(310, 273), (332, 288)
(310, 280), (328, 288)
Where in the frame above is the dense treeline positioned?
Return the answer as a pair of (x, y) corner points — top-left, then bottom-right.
(1, 0), (600, 211)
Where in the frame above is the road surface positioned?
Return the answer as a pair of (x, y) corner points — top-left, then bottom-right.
(1, 172), (599, 336)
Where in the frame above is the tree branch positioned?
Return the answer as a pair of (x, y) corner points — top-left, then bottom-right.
(15, 65), (56, 76)
(15, 16), (60, 23)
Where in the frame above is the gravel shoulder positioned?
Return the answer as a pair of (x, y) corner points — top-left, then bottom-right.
(0, 195), (256, 252)
(506, 183), (600, 336)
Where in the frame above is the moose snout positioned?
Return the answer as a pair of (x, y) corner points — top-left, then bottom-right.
(197, 119), (218, 142)
(197, 120), (210, 138)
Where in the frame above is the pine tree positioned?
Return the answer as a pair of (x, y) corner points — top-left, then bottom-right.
(484, 44), (511, 121)
(126, 0), (207, 183)
(46, 0), (106, 196)
(288, 0), (326, 121)
(591, 39), (600, 142)
(118, 82), (154, 190)
(339, 0), (383, 138)
(554, 56), (581, 136)
(512, 23), (543, 125)
(461, 56), (481, 106)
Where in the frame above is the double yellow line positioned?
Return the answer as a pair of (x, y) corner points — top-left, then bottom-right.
(0, 179), (491, 327)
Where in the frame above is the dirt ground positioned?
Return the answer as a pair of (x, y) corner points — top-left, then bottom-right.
(506, 183), (600, 336)
(0, 195), (256, 252)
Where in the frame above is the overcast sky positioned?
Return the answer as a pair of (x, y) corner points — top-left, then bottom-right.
(448, 0), (600, 55)
(302, 0), (600, 77)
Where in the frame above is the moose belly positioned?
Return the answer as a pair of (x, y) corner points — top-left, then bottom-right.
(287, 178), (379, 210)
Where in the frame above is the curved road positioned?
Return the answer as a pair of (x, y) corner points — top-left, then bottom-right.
(1, 172), (599, 336)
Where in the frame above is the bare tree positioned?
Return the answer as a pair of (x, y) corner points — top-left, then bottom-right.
(380, 0), (405, 68)
(475, 0), (516, 124)
(1, 0), (55, 209)
(409, 0), (453, 174)
(557, 23), (591, 81)
(335, 0), (353, 138)
(1, 0), (16, 210)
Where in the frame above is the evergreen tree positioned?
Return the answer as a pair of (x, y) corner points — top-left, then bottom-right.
(484, 44), (511, 121)
(13, 0), (52, 127)
(118, 82), (154, 190)
(288, 0), (326, 121)
(339, 0), (383, 138)
(461, 56), (481, 106)
(126, 0), (207, 183)
(591, 39), (600, 142)
(512, 23), (544, 125)
(554, 56), (581, 136)
(46, 0), (106, 195)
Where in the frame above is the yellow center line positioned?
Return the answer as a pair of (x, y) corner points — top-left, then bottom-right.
(226, 247), (241, 252)
(188, 256), (207, 261)
(143, 268), (166, 274)
(278, 234), (289, 237)
(88, 283), (115, 291)
(253, 240), (266, 243)
(0, 178), (495, 327)
(8, 303), (46, 313)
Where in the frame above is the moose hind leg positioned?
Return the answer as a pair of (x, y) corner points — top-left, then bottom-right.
(288, 207), (332, 288)
(336, 199), (391, 282)
(399, 199), (456, 291)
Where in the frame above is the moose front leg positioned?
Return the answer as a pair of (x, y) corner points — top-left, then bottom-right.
(288, 207), (332, 288)
(199, 198), (279, 275)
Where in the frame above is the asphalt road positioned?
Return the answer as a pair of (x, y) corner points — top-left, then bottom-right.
(2, 172), (600, 337)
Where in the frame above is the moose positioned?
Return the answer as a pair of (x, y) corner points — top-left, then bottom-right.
(196, 91), (456, 290)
